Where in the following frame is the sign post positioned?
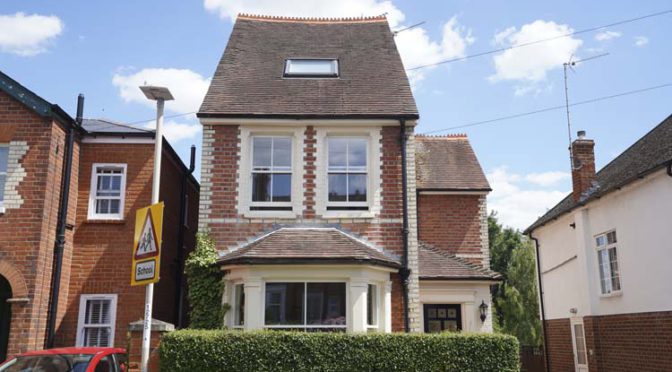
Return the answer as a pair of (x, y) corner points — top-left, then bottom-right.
(137, 85), (173, 372)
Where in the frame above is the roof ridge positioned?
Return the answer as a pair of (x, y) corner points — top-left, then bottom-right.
(237, 13), (388, 24)
(416, 133), (468, 139)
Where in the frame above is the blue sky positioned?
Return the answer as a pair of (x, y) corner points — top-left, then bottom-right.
(1, 1), (670, 229)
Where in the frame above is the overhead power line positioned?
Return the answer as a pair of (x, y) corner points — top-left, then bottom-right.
(124, 111), (197, 126)
(420, 82), (672, 135)
(406, 9), (672, 71)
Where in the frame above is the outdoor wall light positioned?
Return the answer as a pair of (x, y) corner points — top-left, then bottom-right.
(479, 300), (489, 322)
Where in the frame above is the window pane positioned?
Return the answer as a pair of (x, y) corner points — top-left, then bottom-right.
(0, 147), (8, 173)
(109, 200), (120, 214)
(328, 174), (347, 202)
(272, 174), (291, 202)
(598, 249), (611, 293)
(265, 283), (304, 325)
(348, 139), (367, 169)
(328, 138), (347, 169)
(595, 235), (606, 247)
(84, 327), (110, 347)
(252, 173), (271, 202)
(348, 174), (367, 202)
(607, 231), (617, 244)
(286, 59), (337, 75)
(253, 137), (272, 169)
(609, 248), (621, 291)
(306, 283), (346, 325)
(234, 284), (245, 326)
(273, 137), (291, 169)
(86, 300), (110, 324)
(367, 284), (377, 326)
(96, 199), (110, 214)
(0, 174), (5, 202)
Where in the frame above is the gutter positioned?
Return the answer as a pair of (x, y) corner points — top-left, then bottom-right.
(399, 119), (411, 333)
(196, 112), (420, 120)
(174, 145), (196, 328)
(45, 94), (83, 348)
(529, 234), (551, 372)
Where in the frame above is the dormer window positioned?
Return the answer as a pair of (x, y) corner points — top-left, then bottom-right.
(284, 59), (339, 77)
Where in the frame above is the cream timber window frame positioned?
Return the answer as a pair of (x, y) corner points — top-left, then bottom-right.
(88, 163), (127, 220)
(315, 127), (382, 219)
(250, 136), (292, 208)
(327, 137), (369, 209)
(0, 144), (8, 212)
(238, 127), (304, 218)
(76, 294), (118, 347)
(595, 230), (621, 296)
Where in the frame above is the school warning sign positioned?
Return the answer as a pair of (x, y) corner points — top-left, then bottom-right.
(131, 202), (164, 286)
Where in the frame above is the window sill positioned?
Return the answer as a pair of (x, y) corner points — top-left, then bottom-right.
(242, 210), (300, 219)
(85, 219), (126, 225)
(321, 210), (374, 219)
(599, 290), (622, 298)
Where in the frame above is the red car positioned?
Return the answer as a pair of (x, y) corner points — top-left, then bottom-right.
(0, 347), (127, 372)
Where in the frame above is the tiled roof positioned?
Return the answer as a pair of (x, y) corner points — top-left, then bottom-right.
(418, 242), (501, 281)
(527, 114), (672, 233)
(415, 135), (491, 191)
(198, 15), (418, 119)
(217, 227), (401, 268)
(81, 118), (153, 135)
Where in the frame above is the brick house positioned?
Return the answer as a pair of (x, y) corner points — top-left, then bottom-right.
(197, 14), (499, 334)
(526, 116), (672, 371)
(0, 70), (199, 361)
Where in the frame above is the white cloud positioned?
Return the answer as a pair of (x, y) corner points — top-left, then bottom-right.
(143, 119), (201, 143)
(525, 171), (570, 187)
(634, 36), (649, 47)
(395, 16), (474, 86)
(489, 20), (582, 90)
(487, 166), (569, 230)
(204, 0), (405, 27)
(112, 68), (210, 114)
(0, 12), (63, 56)
(594, 30), (621, 41)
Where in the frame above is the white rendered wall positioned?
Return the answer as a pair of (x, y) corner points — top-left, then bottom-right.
(534, 169), (672, 319)
(418, 281), (494, 333)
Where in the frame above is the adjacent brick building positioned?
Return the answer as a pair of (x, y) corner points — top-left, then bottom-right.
(197, 14), (499, 334)
(0, 71), (199, 361)
(527, 116), (672, 371)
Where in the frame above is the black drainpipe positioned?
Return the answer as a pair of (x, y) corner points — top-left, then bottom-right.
(667, 160), (672, 177)
(530, 235), (551, 372)
(399, 119), (411, 333)
(45, 94), (83, 348)
(174, 145), (196, 328)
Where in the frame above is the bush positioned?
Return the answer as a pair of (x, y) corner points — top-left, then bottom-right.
(160, 330), (520, 372)
(184, 232), (226, 329)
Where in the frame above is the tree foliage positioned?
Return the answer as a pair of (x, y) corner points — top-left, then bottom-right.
(185, 232), (226, 329)
(489, 212), (542, 347)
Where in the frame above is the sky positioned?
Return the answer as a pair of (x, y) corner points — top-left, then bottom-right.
(1, 1), (670, 230)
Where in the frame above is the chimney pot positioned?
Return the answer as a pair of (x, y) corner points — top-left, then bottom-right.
(577, 130), (586, 139)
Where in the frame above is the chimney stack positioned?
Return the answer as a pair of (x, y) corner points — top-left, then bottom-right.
(571, 130), (597, 202)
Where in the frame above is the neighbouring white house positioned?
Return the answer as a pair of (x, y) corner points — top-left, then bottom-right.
(526, 115), (672, 372)
(196, 14), (501, 334)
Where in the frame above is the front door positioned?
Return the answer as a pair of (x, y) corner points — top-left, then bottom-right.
(0, 276), (12, 362)
(423, 304), (461, 333)
(570, 318), (589, 372)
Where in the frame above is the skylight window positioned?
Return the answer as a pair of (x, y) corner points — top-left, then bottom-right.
(284, 59), (339, 77)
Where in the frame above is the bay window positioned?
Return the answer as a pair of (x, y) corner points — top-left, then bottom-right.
(596, 230), (621, 295)
(327, 137), (367, 209)
(251, 136), (292, 208)
(233, 284), (245, 327)
(367, 284), (378, 329)
(265, 282), (346, 331)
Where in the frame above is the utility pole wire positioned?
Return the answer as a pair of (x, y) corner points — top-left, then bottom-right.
(393, 21), (426, 35)
(406, 9), (671, 71)
(420, 82), (672, 135)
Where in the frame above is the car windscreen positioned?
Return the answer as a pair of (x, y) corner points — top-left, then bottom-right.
(0, 354), (94, 372)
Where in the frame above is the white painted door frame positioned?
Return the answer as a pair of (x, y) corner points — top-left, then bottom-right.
(570, 317), (589, 372)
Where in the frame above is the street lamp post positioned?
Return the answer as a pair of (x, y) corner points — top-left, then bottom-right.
(138, 85), (173, 372)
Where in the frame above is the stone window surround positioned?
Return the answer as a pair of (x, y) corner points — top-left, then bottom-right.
(222, 265), (393, 333)
(237, 126), (305, 219)
(87, 163), (127, 221)
(76, 293), (118, 347)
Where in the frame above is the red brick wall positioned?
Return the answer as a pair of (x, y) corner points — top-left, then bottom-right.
(417, 194), (483, 256)
(0, 90), (75, 355)
(584, 311), (672, 372)
(544, 318), (575, 372)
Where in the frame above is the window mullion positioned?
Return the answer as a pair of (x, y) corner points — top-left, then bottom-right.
(303, 282), (307, 328)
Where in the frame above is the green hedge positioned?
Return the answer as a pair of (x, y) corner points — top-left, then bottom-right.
(160, 330), (519, 372)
